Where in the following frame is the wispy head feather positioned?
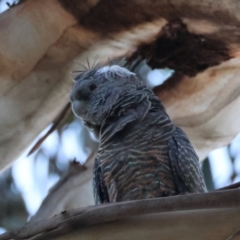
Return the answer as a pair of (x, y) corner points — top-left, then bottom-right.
(97, 65), (136, 81)
(71, 58), (135, 82)
(71, 59), (101, 82)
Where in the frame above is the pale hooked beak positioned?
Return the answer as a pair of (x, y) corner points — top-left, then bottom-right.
(71, 100), (87, 118)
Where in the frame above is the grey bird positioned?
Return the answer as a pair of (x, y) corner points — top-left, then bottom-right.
(70, 64), (206, 204)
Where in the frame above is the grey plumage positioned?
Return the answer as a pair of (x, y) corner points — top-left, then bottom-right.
(70, 65), (206, 204)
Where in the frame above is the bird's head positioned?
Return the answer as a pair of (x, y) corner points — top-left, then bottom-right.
(70, 65), (142, 132)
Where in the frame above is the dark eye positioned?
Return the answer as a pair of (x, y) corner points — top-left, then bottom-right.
(89, 84), (97, 91)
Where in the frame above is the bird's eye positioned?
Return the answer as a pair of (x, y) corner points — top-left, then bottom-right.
(89, 84), (97, 91)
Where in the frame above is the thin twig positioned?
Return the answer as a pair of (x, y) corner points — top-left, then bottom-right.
(27, 103), (71, 156)
(216, 181), (240, 191)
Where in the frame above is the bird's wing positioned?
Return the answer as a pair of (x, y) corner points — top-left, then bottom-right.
(168, 127), (207, 193)
(101, 93), (151, 146)
(93, 156), (109, 204)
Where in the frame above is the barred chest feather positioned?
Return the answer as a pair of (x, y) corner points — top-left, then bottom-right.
(93, 103), (206, 204)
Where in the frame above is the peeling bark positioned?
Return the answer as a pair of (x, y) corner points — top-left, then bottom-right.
(129, 19), (230, 76)
(155, 58), (240, 160)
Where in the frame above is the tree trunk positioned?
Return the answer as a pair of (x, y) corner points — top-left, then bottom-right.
(0, 0), (240, 170)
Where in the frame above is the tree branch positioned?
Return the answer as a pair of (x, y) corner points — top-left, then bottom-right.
(29, 151), (97, 223)
(1, 189), (240, 239)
